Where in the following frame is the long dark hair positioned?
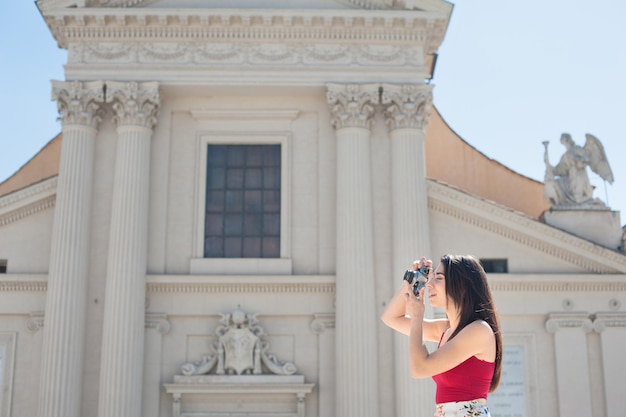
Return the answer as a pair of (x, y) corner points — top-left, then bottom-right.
(441, 254), (502, 392)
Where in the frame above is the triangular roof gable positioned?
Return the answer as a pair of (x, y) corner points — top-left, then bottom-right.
(427, 178), (626, 274)
(0, 177), (57, 229)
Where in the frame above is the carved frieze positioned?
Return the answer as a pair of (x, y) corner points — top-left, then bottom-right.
(69, 42), (421, 67)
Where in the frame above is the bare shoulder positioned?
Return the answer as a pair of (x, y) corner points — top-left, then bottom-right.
(463, 320), (494, 338)
(461, 320), (496, 361)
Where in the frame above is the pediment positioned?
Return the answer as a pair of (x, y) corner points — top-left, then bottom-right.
(427, 179), (626, 273)
(0, 177), (57, 228)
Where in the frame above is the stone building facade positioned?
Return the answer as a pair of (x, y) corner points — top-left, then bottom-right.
(0, 1), (625, 417)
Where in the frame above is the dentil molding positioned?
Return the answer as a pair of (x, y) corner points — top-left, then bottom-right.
(40, 8), (448, 53)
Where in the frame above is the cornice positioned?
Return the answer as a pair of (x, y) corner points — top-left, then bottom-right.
(41, 9), (448, 52)
(489, 280), (626, 293)
(0, 177), (57, 210)
(427, 179), (626, 273)
(0, 177), (58, 228)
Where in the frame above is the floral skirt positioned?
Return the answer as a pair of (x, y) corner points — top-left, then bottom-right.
(434, 399), (490, 417)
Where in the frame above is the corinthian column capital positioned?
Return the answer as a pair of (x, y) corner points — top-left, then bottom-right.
(106, 81), (160, 129)
(381, 83), (432, 131)
(51, 80), (106, 128)
(326, 83), (379, 130)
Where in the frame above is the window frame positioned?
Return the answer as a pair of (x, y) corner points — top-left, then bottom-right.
(191, 132), (292, 275)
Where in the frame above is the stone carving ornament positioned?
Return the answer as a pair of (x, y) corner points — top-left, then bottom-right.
(181, 306), (297, 376)
(543, 133), (614, 209)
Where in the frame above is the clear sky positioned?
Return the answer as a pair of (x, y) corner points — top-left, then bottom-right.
(1, 1), (625, 227)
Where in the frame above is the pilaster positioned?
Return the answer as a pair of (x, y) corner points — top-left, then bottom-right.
(545, 312), (594, 417)
(381, 83), (434, 417)
(327, 83), (380, 417)
(97, 81), (160, 417)
(311, 313), (336, 417)
(37, 80), (105, 417)
(593, 312), (626, 417)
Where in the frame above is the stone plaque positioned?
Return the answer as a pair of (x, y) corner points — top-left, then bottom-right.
(489, 345), (526, 417)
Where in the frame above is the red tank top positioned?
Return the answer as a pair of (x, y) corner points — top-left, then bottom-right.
(432, 332), (495, 403)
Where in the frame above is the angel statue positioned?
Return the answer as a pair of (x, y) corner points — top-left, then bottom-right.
(543, 133), (614, 208)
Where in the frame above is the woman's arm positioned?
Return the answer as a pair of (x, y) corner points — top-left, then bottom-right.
(381, 281), (448, 341)
(409, 318), (495, 379)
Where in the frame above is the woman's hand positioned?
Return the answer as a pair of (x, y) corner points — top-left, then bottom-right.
(404, 281), (425, 320)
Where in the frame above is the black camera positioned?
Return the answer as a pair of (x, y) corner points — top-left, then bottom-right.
(403, 265), (431, 296)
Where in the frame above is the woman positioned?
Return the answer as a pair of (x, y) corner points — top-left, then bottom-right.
(381, 255), (503, 417)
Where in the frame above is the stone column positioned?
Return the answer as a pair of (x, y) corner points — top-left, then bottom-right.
(381, 83), (434, 417)
(37, 80), (105, 417)
(593, 312), (626, 417)
(326, 83), (380, 417)
(97, 81), (160, 417)
(545, 312), (593, 417)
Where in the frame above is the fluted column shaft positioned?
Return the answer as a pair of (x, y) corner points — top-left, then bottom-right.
(327, 83), (380, 417)
(37, 81), (105, 417)
(98, 81), (159, 417)
(382, 83), (435, 417)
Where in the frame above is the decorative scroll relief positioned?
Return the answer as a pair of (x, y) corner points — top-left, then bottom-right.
(180, 306), (297, 377)
(593, 312), (626, 332)
(26, 311), (45, 333)
(106, 81), (160, 129)
(70, 42), (421, 67)
(311, 313), (335, 334)
(545, 313), (594, 333)
(51, 80), (106, 128)
(381, 83), (432, 130)
(327, 83), (380, 130)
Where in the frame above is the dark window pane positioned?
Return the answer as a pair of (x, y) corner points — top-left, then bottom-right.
(245, 168), (263, 188)
(224, 213), (243, 236)
(263, 167), (280, 189)
(224, 237), (242, 257)
(207, 145), (227, 166)
(246, 146), (264, 166)
(205, 214), (224, 236)
(263, 190), (280, 212)
(264, 146), (280, 165)
(205, 237), (224, 257)
(225, 190), (243, 212)
(227, 147), (245, 166)
(243, 237), (261, 257)
(206, 190), (225, 212)
(226, 168), (244, 188)
(243, 214), (262, 235)
(480, 259), (509, 273)
(263, 214), (280, 235)
(244, 190), (262, 212)
(262, 237), (280, 257)
(206, 167), (225, 189)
